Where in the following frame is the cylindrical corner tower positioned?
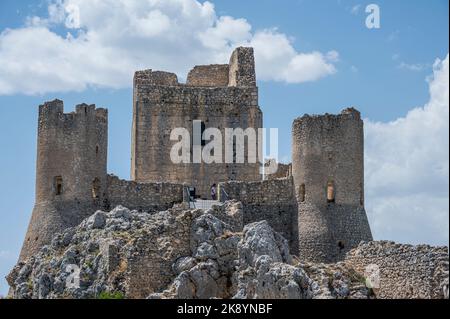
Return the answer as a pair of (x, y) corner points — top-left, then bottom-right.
(292, 108), (372, 263)
(19, 100), (108, 261)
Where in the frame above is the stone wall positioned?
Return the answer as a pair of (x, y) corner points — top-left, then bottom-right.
(345, 241), (449, 299)
(134, 70), (179, 87)
(292, 108), (372, 263)
(186, 64), (229, 87)
(218, 178), (298, 254)
(106, 175), (184, 212)
(228, 47), (256, 87)
(131, 47), (262, 199)
(264, 159), (292, 180)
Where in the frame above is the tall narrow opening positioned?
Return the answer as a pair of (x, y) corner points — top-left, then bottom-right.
(200, 121), (206, 147)
(54, 176), (63, 195)
(92, 178), (101, 199)
(299, 183), (306, 203)
(193, 120), (206, 147)
(327, 181), (335, 203)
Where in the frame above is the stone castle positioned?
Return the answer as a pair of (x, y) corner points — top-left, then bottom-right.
(19, 47), (373, 264)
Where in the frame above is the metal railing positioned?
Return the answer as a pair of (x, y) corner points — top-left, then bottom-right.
(219, 186), (229, 202)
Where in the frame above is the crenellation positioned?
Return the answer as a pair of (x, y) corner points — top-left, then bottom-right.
(186, 64), (230, 87)
(13, 45), (448, 300)
(21, 46), (373, 269)
(134, 69), (179, 87)
(228, 47), (256, 87)
(132, 47), (262, 198)
(75, 103), (96, 114)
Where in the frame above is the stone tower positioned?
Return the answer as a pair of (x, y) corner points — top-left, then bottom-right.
(131, 47), (262, 198)
(19, 100), (108, 261)
(292, 108), (372, 263)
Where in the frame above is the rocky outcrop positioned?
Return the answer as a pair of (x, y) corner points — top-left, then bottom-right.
(6, 202), (449, 299)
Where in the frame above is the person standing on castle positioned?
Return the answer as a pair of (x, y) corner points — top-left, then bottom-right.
(211, 184), (217, 200)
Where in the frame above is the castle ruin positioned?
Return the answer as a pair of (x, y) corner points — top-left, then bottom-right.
(19, 47), (373, 263)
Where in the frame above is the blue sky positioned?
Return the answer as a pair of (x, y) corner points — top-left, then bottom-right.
(0, 0), (448, 296)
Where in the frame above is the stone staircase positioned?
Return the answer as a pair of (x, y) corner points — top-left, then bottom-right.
(189, 199), (222, 210)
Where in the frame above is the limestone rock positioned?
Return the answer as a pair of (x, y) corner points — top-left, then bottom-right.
(7, 201), (449, 300)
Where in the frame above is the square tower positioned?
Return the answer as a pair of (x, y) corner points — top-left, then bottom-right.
(131, 47), (263, 199)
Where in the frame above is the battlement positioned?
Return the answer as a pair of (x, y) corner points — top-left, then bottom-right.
(134, 47), (256, 90)
(39, 100), (108, 125)
(38, 99), (64, 117)
(20, 47), (373, 267)
(186, 64), (230, 87)
(293, 107), (361, 125)
(134, 70), (179, 87)
(228, 47), (256, 87)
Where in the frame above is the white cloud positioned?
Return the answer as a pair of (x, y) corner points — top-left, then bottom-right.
(398, 62), (429, 72)
(249, 30), (338, 83)
(0, 0), (338, 95)
(350, 4), (362, 15)
(365, 54), (449, 246)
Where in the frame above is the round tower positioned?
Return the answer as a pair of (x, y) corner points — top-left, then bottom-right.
(292, 108), (372, 263)
(20, 99), (108, 261)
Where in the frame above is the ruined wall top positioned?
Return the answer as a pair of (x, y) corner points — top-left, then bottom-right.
(228, 47), (256, 87)
(134, 70), (179, 87)
(134, 47), (256, 89)
(39, 99), (108, 123)
(293, 107), (361, 125)
(186, 64), (230, 87)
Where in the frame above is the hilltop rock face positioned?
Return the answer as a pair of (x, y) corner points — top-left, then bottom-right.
(6, 202), (448, 299)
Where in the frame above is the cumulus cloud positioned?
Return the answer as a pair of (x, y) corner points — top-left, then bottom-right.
(0, 0), (338, 95)
(365, 54), (449, 246)
(397, 62), (429, 72)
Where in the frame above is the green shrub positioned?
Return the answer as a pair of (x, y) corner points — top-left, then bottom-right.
(97, 291), (125, 299)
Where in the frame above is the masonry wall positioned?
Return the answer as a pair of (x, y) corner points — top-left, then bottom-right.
(186, 64), (230, 87)
(264, 160), (292, 180)
(292, 108), (372, 263)
(106, 174), (184, 212)
(345, 241), (449, 299)
(20, 100), (108, 261)
(218, 178), (298, 254)
(131, 47), (262, 199)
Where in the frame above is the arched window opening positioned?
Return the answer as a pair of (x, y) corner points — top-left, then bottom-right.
(327, 181), (335, 203)
(95, 145), (99, 155)
(92, 178), (101, 199)
(54, 176), (63, 195)
(299, 184), (306, 203)
(338, 241), (345, 251)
